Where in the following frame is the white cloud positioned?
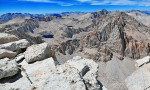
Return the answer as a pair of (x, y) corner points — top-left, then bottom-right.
(19, 0), (150, 6)
(76, 0), (150, 6)
(110, 0), (136, 5)
(19, 0), (74, 6)
(76, 0), (92, 2)
(21, 0), (51, 2)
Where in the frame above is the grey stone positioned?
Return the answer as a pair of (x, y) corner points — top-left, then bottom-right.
(0, 49), (17, 59)
(0, 58), (19, 79)
(24, 43), (51, 63)
(0, 39), (30, 51)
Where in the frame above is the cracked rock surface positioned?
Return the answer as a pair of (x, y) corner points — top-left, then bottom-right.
(0, 56), (104, 90)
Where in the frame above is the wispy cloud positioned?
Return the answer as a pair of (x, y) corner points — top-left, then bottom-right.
(76, 0), (92, 2)
(20, 0), (51, 3)
(19, 0), (74, 6)
(19, 0), (150, 6)
(76, 0), (150, 6)
(90, 0), (136, 5)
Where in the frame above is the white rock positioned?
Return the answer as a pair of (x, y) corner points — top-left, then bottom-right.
(43, 62), (86, 90)
(103, 86), (108, 90)
(0, 58), (55, 90)
(0, 58), (19, 79)
(21, 58), (58, 89)
(0, 49), (17, 59)
(0, 39), (30, 51)
(0, 59), (33, 90)
(43, 56), (101, 90)
(24, 43), (50, 63)
(20, 57), (85, 90)
(66, 56), (100, 90)
(125, 63), (150, 90)
(15, 54), (24, 62)
(0, 56), (102, 90)
(0, 33), (19, 44)
(136, 56), (150, 67)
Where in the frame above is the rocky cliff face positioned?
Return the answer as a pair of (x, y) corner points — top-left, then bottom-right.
(17, 18), (39, 33)
(54, 12), (150, 62)
(56, 39), (80, 55)
(38, 16), (61, 22)
(0, 17), (39, 34)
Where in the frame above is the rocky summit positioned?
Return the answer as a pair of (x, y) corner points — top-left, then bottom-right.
(0, 9), (150, 90)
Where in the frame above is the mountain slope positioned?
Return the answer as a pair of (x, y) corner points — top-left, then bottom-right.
(127, 10), (150, 27)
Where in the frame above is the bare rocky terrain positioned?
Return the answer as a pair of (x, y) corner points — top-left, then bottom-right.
(0, 9), (150, 90)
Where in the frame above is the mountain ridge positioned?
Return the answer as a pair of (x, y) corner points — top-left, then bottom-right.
(0, 12), (88, 21)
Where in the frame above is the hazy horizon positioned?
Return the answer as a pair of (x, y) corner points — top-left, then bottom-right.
(1, 0), (150, 15)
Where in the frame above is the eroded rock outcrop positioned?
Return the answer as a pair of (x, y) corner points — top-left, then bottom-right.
(77, 12), (150, 62)
(57, 39), (80, 55)
(17, 18), (39, 33)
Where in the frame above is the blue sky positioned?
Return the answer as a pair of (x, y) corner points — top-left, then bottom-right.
(0, 0), (150, 15)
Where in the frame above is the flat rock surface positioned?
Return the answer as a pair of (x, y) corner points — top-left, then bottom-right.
(0, 56), (104, 90)
(125, 63), (150, 90)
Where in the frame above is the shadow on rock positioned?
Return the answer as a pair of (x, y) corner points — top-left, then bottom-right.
(0, 70), (22, 84)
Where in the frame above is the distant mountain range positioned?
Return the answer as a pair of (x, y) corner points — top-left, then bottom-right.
(126, 10), (150, 15)
(0, 12), (88, 21)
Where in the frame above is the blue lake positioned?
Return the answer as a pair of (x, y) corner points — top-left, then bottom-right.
(42, 35), (54, 38)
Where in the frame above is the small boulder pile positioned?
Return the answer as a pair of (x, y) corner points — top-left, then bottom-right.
(0, 33), (52, 80)
(0, 33), (30, 79)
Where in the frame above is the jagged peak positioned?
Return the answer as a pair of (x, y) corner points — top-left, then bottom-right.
(95, 9), (108, 13)
(92, 9), (109, 18)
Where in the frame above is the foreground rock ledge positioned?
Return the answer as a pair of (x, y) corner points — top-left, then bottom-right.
(0, 56), (106, 90)
(125, 62), (150, 90)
